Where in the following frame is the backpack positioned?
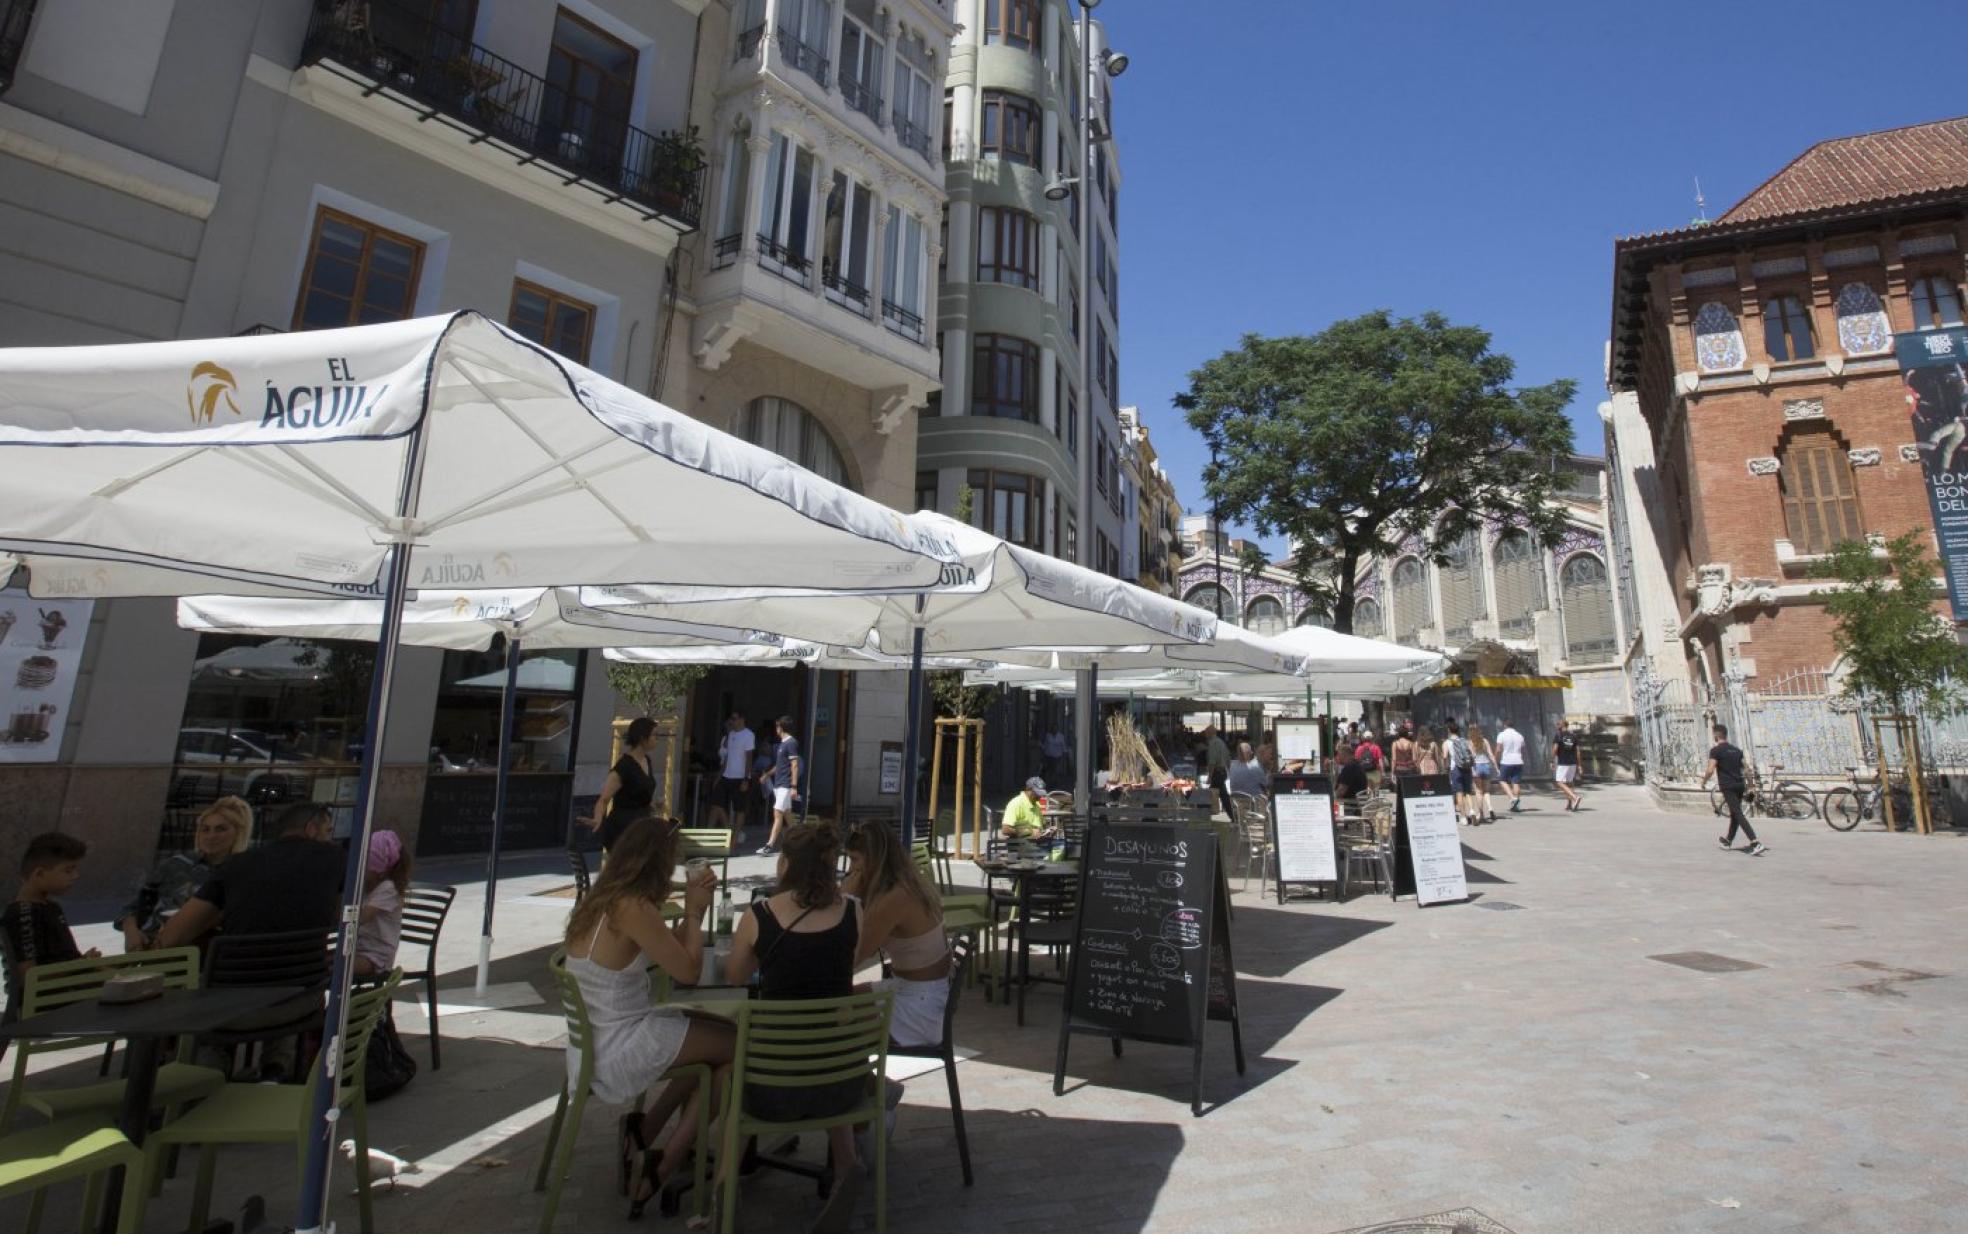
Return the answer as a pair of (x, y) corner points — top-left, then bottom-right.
(1450, 736), (1473, 768)
(1356, 744), (1381, 772)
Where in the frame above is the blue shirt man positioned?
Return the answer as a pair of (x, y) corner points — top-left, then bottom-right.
(757, 715), (802, 855)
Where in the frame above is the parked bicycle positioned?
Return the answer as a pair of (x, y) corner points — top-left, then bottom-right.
(1821, 766), (1952, 831)
(1709, 764), (1817, 821)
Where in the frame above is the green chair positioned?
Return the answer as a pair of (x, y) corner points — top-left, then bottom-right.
(1, 948), (224, 1132)
(138, 972), (400, 1234)
(912, 842), (996, 986)
(717, 990), (894, 1234)
(535, 951), (711, 1233)
(0, 1115), (149, 1234)
(676, 828), (735, 887)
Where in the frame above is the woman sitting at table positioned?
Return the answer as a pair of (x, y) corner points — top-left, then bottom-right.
(725, 825), (867, 1233)
(563, 821), (734, 1220)
(844, 822), (949, 1048)
(115, 796), (251, 952)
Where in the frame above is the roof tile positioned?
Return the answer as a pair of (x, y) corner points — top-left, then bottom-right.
(1718, 116), (1968, 223)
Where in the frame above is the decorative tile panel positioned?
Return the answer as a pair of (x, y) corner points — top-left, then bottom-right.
(1823, 245), (1880, 268)
(1692, 302), (1746, 372)
(1782, 398), (1826, 421)
(1747, 457), (1782, 476)
(1682, 266), (1736, 289)
(1902, 443), (1924, 463)
(1899, 233), (1958, 258)
(1848, 447), (1882, 467)
(1751, 256), (1806, 278)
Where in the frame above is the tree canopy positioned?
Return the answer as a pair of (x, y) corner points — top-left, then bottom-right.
(1177, 311), (1576, 632)
(1814, 531), (1968, 716)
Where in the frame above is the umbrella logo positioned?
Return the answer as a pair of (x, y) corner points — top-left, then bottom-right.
(186, 362), (242, 424)
(492, 552), (516, 578)
(452, 596), (472, 617)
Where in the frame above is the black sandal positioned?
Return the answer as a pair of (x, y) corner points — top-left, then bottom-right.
(628, 1146), (662, 1220)
(618, 1111), (645, 1196)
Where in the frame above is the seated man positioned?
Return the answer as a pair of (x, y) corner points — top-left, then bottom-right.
(1226, 742), (1268, 800)
(1332, 743), (1370, 800)
(1000, 777), (1055, 840)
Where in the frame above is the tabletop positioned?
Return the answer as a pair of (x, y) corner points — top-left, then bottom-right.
(0, 985), (310, 1042)
(976, 858), (1079, 880)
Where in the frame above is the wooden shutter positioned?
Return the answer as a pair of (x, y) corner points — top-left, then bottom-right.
(1779, 429), (1863, 555)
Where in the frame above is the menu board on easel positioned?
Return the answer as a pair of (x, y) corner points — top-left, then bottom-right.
(1394, 773), (1469, 906)
(0, 590), (92, 764)
(1269, 772), (1337, 901)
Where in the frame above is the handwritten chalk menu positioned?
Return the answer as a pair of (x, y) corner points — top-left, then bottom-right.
(1394, 774), (1469, 906)
(1055, 821), (1245, 1116)
(1270, 772), (1337, 897)
(0, 591), (92, 764)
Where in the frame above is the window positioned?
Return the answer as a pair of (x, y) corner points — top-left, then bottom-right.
(759, 132), (816, 276)
(1061, 509), (1076, 562)
(983, 0), (1038, 49)
(915, 470), (938, 514)
(1068, 270), (1080, 343)
(980, 90), (1038, 165)
(971, 334), (1039, 421)
(1095, 427), (1110, 495)
(1391, 558), (1427, 647)
(1095, 322), (1109, 395)
(942, 88), (954, 159)
(1093, 231), (1107, 295)
(1109, 182), (1117, 231)
(716, 131), (752, 245)
(891, 30), (934, 157)
(507, 279), (595, 364)
(1492, 529), (1546, 638)
(1246, 596), (1286, 636)
(1761, 294), (1815, 361)
(1107, 255), (1119, 316)
(977, 207), (1039, 290)
(428, 646), (582, 778)
(1911, 275), (1965, 329)
(1184, 583), (1229, 619)
(966, 469), (1043, 549)
(1778, 426), (1863, 555)
(292, 207), (425, 330)
(1437, 528), (1487, 643)
(821, 172), (875, 310)
(1691, 300), (1745, 372)
(1559, 554), (1616, 662)
(1107, 342), (1119, 404)
(1834, 282), (1892, 355)
(1353, 598), (1383, 638)
(1296, 609), (1333, 629)
(546, 8), (638, 170)
(883, 205), (927, 337)
(775, 0), (833, 85)
(738, 396), (851, 489)
(1063, 384), (1078, 456)
(839, 11), (884, 120)
(1096, 530), (1120, 577)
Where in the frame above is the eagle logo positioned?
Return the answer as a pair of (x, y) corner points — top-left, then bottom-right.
(187, 362), (242, 424)
(452, 596), (472, 617)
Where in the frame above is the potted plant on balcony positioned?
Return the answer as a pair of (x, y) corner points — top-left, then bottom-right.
(642, 126), (706, 218)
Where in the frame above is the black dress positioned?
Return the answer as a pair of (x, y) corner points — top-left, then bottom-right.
(599, 752), (657, 852)
(747, 897), (865, 1121)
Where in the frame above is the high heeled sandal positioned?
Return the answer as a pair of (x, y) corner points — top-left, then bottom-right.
(618, 1112), (645, 1196)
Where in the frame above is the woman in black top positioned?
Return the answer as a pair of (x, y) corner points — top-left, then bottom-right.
(585, 717), (659, 852)
(725, 825), (865, 1232)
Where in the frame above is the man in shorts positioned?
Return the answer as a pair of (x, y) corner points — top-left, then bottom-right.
(756, 715), (801, 855)
(1444, 720), (1475, 825)
(1494, 720), (1527, 811)
(1551, 719), (1582, 812)
(708, 710), (755, 833)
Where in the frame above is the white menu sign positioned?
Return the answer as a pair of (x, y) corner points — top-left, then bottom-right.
(1402, 789), (1469, 905)
(1272, 783), (1338, 883)
(1275, 718), (1322, 764)
(0, 591), (93, 764)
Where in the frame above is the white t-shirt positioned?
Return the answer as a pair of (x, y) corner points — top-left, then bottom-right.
(719, 727), (756, 779)
(1495, 727), (1526, 767)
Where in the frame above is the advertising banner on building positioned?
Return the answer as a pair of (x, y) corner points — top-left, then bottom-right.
(0, 588), (92, 762)
(1896, 326), (1968, 621)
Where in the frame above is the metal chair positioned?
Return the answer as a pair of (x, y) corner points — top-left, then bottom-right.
(1233, 793), (1273, 896)
(1342, 799), (1396, 898)
(566, 846), (591, 902)
(401, 883), (458, 1069)
(1008, 871), (1079, 1027)
(885, 935), (974, 1185)
(1, 1116), (150, 1234)
(201, 927), (333, 1070)
(676, 827), (735, 886)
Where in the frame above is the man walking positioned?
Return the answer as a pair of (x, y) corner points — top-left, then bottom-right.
(707, 710), (755, 833)
(1494, 720), (1527, 812)
(1040, 724), (1069, 786)
(1551, 719), (1582, 812)
(1204, 725), (1233, 816)
(1444, 720), (1474, 825)
(756, 715), (801, 855)
(1700, 723), (1768, 855)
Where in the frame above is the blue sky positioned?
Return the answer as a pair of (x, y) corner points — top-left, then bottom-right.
(1111, 0), (1967, 549)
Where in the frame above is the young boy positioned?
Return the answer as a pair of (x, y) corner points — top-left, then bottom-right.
(4, 832), (98, 1024)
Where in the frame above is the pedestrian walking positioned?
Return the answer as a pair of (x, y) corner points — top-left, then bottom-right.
(1467, 724), (1497, 824)
(756, 715), (802, 855)
(707, 710), (755, 833)
(1444, 720), (1475, 824)
(1494, 720), (1527, 812)
(1415, 727), (1443, 776)
(1390, 724), (1418, 778)
(1700, 723), (1768, 855)
(1551, 719), (1582, 812)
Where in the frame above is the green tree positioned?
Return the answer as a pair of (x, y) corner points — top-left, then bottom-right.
(1813, 531), (1968, 716)
(1177, 311), (1576, 632)
(605, 661), (707, 718)
(928, 670), (994, 719)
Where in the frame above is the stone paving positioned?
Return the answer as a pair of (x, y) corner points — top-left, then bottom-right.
(5, 783), (1966, 1232)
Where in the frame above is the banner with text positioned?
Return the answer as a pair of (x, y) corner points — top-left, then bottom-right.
(1897, 325), (1968, 621)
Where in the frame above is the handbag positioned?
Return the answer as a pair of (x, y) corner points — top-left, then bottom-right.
(364, 1003), (417, 1100)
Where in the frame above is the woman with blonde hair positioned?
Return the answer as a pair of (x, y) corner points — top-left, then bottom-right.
(562, 820), (733, 1218)
(1415, 727), (1444, 776)
(1467, 723), (1498, 825)
(845, 821), (949, 1048)
(115, 795), (252, 951)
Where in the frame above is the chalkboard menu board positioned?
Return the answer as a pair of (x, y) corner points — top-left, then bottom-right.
(1054, 821), (1245, 1115)
(1269, 772), (1337, 900)
(1393, 774), (1469, 906)
(416, 773), (574, 857)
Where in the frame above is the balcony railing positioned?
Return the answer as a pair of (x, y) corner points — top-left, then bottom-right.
(823, 264), (872, 317)
(734, 24), (765, 61)
(894, 113), (932, 162)
(0, 0), (35, 96)
(757, 233), (811, 287)
(841, 77), (883, 126)
(301, 0), (705, 231)
(882, 299), (924, 343)
(712, 233), (743, 270)
(775, 29), (829, 88)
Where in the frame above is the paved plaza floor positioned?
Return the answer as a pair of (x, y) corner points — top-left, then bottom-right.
(5, 783), (1965, 1232)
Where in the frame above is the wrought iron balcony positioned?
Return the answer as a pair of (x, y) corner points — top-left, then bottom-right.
(882, 299), (924, 343)
(756, 233), (811, 287)
(0, 0), (34, 96)
(841, 77), (883, 126)
(301, 0), (705, 231)
(822, 263), (872, 317)
(734, 24), (765, 62)
(894, 113), (932, 162)
(712, 233), (743, 270)
(775, 29), (829, 88)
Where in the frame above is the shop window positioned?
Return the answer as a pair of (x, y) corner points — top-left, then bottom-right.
(427, 646), (581, 775)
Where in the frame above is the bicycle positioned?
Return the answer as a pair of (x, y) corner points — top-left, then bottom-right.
(1709, 764), (1817, 821)
(1821, 765), (1955, 831)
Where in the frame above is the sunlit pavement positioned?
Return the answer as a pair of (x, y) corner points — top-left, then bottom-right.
(6, 785), (1966, 1232)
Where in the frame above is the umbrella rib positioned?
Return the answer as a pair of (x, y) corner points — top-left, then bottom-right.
(89, 444), (213, 499)
(218, 448), (384, 522)
(273, 445), (394, 525)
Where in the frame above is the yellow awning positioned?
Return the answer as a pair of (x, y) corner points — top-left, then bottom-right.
(1430, 674), (1573, 690)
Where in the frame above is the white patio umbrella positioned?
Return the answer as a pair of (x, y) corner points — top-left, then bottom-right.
(0, 312), (964, 1232)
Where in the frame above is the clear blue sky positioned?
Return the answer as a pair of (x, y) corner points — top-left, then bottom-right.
(1112, 0), (1967, 550)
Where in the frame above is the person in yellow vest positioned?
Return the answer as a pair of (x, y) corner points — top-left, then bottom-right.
(999, 777), (1056, 840)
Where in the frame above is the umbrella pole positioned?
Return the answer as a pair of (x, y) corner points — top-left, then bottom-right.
(799, 664), (817, 826)
(900, 622), (926, 849)
(475, 636), (521, 997)
(1074, 667), (1095, 809)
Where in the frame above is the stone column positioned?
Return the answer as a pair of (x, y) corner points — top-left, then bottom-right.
(1042, 106), (1060, 181)
(947, 198), (976, 295)
(870, 198), (892, 315)
(741, 133), (773, 256)
(1039, 343), (1058, 434)
(940, 325), (968, 416)
(810, 158), (835, 299)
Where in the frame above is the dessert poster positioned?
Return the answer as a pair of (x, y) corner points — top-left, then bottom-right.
(0, 589), (93, 762)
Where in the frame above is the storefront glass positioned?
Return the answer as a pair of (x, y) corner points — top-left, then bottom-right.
(417, 645), (586, 856)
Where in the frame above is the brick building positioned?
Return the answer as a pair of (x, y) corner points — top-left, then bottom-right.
(1607, 116), (1968, 692)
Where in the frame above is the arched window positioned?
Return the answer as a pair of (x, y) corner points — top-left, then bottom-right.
(1391, 558), (1427, 647)
(1185, 583), (1230, 618)
(738, 396), (851, 489)
(1778, 425), (1863, 555)
(1560, 554), (1616, 662)
(1492, 529), (1546, 638)
(1245, 595), (1286, 636)
(1761, 294), (1814, 361)
(1296, 609), (1332, 629)
(1437, 529), (1487, 644)
(1834, 283), (1892, 355)
(1691, 301), (1745, 372)
(1352, 598), (1383, 638)
(1911, 275), (1965, 329)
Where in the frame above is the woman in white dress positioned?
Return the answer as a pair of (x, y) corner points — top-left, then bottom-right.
(563, 821), (734, 1218)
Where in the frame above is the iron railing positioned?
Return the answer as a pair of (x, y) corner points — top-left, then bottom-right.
(882, 299), (924, 343)
(842, 77), (883, 125)
(756, 233), (811, 287)
(0, 0), (34, 96)
(823, 265), (872, 315)
(775, 29), (829, 87)
(711, 233), (743, 270)
(894, 113), (932, 161)
(735, 24), (765, 61)
(301, 0), (705, 230)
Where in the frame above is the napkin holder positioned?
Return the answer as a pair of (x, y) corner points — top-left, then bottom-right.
(99, 972), (165, 1004)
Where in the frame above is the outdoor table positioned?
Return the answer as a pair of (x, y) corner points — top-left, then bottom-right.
(0, 984), (306, 1234)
